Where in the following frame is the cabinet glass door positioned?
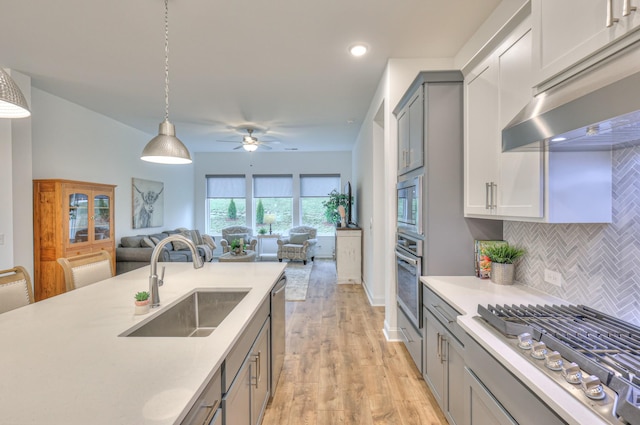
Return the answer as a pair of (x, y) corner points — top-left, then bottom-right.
(93, 194), (112, 241)
(68, 192), (89, 244)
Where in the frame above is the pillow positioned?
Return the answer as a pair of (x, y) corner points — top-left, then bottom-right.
(172, 231), (193, 250)
(227, 233), (248, 244)
(141, 237), (155, 248)
(121, 236), (144, 248)
(202, 234), (217, 250)
(289, 233), (309, 244)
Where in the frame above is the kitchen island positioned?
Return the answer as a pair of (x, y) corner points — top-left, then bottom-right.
(0, 261), (286, 425)
(423, 276), (609, 425)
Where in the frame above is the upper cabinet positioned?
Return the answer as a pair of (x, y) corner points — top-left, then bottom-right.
(464, 10), (613, 223)
(533, 0), (640, 90)
(464, 19), (544, 219)
(396, 88), (424, 175)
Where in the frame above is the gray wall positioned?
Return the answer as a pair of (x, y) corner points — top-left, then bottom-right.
(505, 145), (640, 325)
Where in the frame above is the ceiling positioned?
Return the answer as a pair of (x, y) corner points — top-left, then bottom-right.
(0, 0), (501, 153)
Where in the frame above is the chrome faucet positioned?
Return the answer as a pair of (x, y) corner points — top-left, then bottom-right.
(149, 234), (204, 308)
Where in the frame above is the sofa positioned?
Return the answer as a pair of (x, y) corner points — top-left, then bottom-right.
(115, 229), (216, 275)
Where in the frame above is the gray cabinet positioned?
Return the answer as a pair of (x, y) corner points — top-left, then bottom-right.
(397, 305), (423, 374)
(396, 88), (424, 175)
(251, 319), (271, 425)
(223, 317), (271, 425)
(464, 367), (516, 425)
(223, 357), (252, 425)
(423, 306), (465, 425)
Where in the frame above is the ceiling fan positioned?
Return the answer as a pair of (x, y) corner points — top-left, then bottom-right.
(216, 128), (275, 152)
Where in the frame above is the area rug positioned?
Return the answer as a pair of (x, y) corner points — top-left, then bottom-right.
(284, 261), (313, 301)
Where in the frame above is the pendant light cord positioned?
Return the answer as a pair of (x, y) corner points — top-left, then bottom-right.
(164, 0), (170, 122)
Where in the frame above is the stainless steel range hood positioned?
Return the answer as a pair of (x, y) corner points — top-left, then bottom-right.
(502, 71), (640, 152)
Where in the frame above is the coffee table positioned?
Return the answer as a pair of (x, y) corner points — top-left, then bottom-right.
(218, 250), (257, 263)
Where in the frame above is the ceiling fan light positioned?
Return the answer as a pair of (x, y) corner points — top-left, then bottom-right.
(0, 68), (31, 118)
(141, 120), (192, 164)
(243, 143), (258, 152)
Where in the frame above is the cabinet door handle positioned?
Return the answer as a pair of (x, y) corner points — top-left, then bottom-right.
(490, 182), (497, 210)
(607, 0), (620, 26)
(252, 351), (261, 389)
(485, 182), (491, 210)
(432, 304), (455, 324)
(399, 327), (413, 343)
(624, 0), (637, 16)
(436, 333), (441, 360)
(441, 336), (448, 363)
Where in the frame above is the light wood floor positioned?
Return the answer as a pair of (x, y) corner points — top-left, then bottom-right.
(262, 260), (448, 425)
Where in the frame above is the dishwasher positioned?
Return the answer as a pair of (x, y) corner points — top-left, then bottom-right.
(270, 274), (286, 397)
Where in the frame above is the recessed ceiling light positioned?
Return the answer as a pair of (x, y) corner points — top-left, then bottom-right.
(349, 44), (368, 57)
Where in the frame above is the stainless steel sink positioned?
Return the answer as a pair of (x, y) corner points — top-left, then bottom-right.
(121, 289), (249, 337)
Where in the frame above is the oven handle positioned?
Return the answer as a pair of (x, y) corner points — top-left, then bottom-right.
(395, 249), (418, 265)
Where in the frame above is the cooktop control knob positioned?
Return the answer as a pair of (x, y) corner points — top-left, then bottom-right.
(517, 333), (533, 350)
(531, 341), (548, 360)
(581, 375), (606, 400)
(561, 362), (582, 384)
(544, 351), (563, 371)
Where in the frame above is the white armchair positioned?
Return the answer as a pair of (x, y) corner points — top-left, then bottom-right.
(220, 226), (258, 253)
(277, 226), (318, 265)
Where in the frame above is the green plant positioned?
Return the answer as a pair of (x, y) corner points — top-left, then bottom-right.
(258, 227), (267, 235)
(227, 199), (237, 220)
(134, 291), (150, 301)
(231, 239), (245, 250)
(322, 189), (351, 224)
(481, 244), (525, 264)
(256, 199), (265, 224)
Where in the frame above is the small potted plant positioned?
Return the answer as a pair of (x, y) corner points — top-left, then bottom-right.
(134, 291), (150, 315)
(481, 244), (525, 285)
(258, 227), (267, 235)
(230, 239), (246, 255)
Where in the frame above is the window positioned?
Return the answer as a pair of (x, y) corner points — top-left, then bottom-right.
(206, 175), (246, 234)
(300, 174), (340, 235)
(253, 175), (292, 235)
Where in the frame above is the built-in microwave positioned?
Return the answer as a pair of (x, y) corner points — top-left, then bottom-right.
(396, 175), (422, 237)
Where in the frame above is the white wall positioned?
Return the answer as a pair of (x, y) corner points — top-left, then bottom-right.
(193, 151), (352, 258)
(31, 89), (196, 245)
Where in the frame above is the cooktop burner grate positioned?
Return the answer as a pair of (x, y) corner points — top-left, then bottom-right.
(478, 303), (640, 425)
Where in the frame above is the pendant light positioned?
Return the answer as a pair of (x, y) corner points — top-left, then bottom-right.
(0, 68), (31, 118)
(141, 0), (192, 164)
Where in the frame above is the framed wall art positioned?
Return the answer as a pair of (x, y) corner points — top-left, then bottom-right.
(132, 178), (164, 229)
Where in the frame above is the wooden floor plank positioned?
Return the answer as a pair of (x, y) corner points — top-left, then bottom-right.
(262, 260), (447, 425)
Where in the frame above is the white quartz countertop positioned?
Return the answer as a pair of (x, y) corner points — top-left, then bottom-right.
(0, 262), (286, 425)
(422, 276), (608, 425)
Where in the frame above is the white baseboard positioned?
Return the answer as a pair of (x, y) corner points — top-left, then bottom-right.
(362, 280), (385, 306)
(383, 319), (402, 341)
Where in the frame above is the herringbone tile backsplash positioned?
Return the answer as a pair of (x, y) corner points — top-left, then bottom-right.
(504, 146), (640, 325)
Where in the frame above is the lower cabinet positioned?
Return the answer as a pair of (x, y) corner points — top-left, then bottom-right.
(223, 317), (271, 425)
(423, 307), (465, 425)
(464, 367), (516, 425)
(397, 305), (423, 374)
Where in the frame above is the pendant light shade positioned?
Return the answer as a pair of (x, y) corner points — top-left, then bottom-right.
(141, 119), (192, 164)
(141, 0), (192, 165)
(0, 68), (31, 118)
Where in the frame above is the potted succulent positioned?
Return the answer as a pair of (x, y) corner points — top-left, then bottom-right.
(134, 291), (150, 315)
(481, 244), (525, 285)
(258, 227), (267, 235)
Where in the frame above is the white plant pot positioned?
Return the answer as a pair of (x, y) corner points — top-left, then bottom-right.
(490, 262), (515, 285)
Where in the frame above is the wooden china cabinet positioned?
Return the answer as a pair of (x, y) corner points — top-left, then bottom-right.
(33, 179), (116, 301)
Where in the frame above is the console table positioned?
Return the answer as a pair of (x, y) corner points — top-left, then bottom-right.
(257, 234), (280, 261)
(335, 227), (362, 284)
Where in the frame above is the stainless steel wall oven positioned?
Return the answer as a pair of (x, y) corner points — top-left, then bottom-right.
(395, 232), (423, 329)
